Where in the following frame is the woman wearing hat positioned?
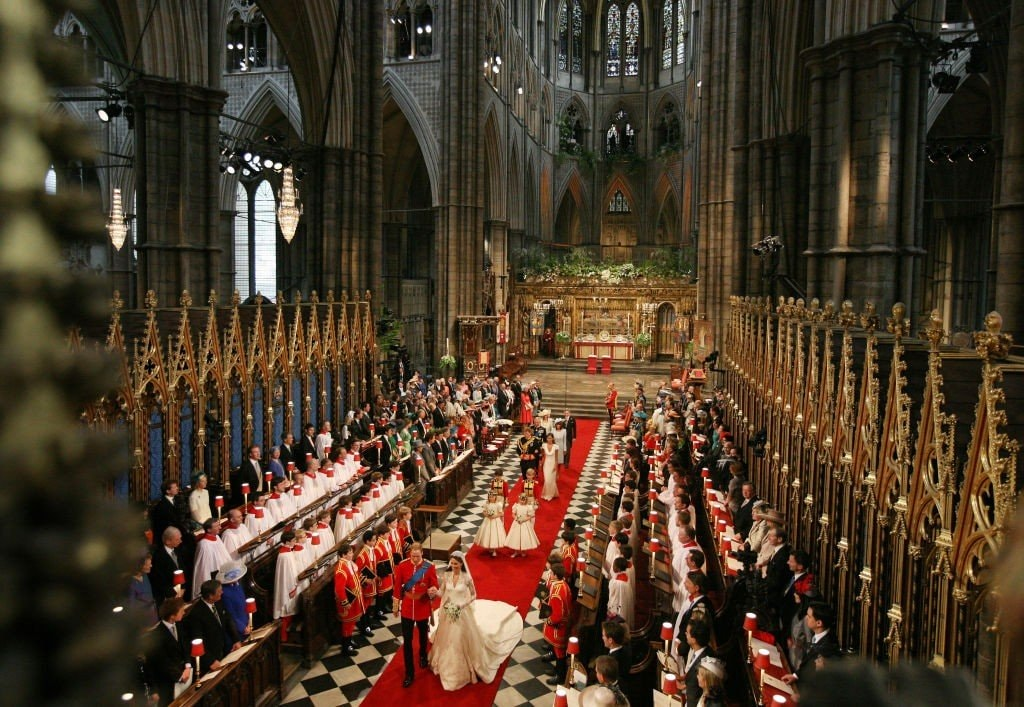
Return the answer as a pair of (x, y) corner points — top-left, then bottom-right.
(218, 560), (251, 639)
(696, 656), (726, 706)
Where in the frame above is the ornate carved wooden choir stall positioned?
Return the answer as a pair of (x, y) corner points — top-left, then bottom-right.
(76, 289), (378, 503)
(721, 296), (1022, 706)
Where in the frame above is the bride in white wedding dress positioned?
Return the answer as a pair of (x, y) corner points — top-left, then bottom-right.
(428, 551), (524, 691)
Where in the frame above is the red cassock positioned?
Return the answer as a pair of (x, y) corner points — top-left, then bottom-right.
(391, 557), (439, 621)
(543, 578), (572, 657)
(356, 543), (378, 600)
(334, 559), (365, 633)
(373, 539), (395, 594)
(490, 477), (510, 503)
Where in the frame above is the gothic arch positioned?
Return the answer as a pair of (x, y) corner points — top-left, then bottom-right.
(236, 78), (304, 139)
(509, 144), (523, 230)
(483, 109), (505, 222)
(382, 71), (440, 204)
(653, 173), (680, 246)
(554, 170), (588, 245)
(603, 173), (639, 210)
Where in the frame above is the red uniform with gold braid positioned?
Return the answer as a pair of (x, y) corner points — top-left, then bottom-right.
(391, 556), (438, 620)
(373, 539), (395, 595)
(560, 538), (579, 582)
(397, 522), (413, 557)
(543, 577), (572, 657)
(355, 542), (378, 601)
(334, 558), (365, 637)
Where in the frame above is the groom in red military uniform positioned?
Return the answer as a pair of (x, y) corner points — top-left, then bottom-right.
(392, 542), (439, 687)
(543, 563), (573, 686)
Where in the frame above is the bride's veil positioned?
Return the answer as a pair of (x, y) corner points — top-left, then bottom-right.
(451, 550), (474, 588)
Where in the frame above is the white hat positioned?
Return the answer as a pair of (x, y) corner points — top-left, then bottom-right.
(218, 560), (247, 584)
(700, 656), (726, 679)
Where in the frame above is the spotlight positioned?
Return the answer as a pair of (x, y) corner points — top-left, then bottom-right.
(273, 161), (283, 171)
(425, 24), (432, 33)
(931, 71), (959, 93)
(96, 102), (121, 122)
(226, 164), (236, 175)
(417, 26), (423, 35)
(242, 167), (251, 176)
(294, 168), (306, 181)
(123, 105), (135, 130)
(946, 146), (966, 163)
(968, 144), (989, 162)
(243, 151), (253, 162)
(263, 158), (274, 168)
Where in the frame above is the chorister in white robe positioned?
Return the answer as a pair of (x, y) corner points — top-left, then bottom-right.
(246, 506), (275, 536)
(272, 546), (309, 619)
(221, 523), (255, 560)
(333, 461), (350, 486)
(302, 472), (326, 500)
(318, 468), (337, 493)
(334, 507), (357, 542)
(265, 493), (292, 524)
(359, 494), (374, 518)
(193, 534), (232, 597)
(607, 572), (635, 627)
(315, 522), (336, 550)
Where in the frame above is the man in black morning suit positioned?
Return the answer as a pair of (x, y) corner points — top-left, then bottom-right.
(279, 432), (296, 470)
(186, 579), (242, 673)
(231, 444), (264, 505)
(783, 602), (841, 685)
(143, 597), (191, 706)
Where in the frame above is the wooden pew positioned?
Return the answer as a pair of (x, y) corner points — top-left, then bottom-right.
(168, 621), (282, 707)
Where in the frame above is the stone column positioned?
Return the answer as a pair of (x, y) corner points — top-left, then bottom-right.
(993, 2), (1024, 334)
(801, 23), (927, 308)
(129, 77), (226, 305)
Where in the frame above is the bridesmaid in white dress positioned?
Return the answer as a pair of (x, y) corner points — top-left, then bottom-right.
(505, 496), (540, 558)
(428, 551), (524, 691)
(540, 433), (561, 501)
(473, 492), (508, 557)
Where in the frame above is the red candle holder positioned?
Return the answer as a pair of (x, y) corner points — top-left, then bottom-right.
(701, 468), (711, 478)
(190, 638), (204, 676)
(254, 506), (264, 519)
(650, 538), (661, 554)
(241, 483), (250, 495)
(554, 687), (568, 707)
(584, 526), (594, 541)
(172, 569), (185, 586)
(311, 532), (321, 546)
(567, 636), (580, 655)
(591, 504), (600, 517)
(663, 673), (678, 696)
(648, 511), (659, 525)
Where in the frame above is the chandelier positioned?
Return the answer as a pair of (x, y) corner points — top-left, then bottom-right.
(277, 165), (303, 243)
(107, 188), (128, 251)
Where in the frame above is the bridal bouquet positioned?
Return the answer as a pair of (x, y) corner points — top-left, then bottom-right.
(443, 602), (462, 622)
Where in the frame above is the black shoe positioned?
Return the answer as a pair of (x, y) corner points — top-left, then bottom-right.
(370, 620), (384, 629)
(362, 626), (374, 637)
(403, 676), (414, 688)
(343, 644), (358, 656)
(420, 656), (429, 669)
(540, 652), (555, 662)
(546, 676), (563, 686)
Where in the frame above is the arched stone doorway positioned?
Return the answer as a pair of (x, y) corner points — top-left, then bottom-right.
(656, 302), (677, 359)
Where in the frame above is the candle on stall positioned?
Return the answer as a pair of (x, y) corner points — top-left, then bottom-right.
(649, 511), (659, 525)
(650, 538), (660, 554)
(584, 526), (594, 541)
(772, 696), (788, 705)
(369, 423), (376, 435)
(190, 638), (204, 677)
(591, 504), (600, 517)
(553, 687), (569, 707)
(254, 505), (264, 518)
(663, 673), (678, 696)
(241, 483), (250, 495)
(597, 485), (606, 496)
(701, 468), (711, 478)
(214, 495), (224, 518)
(245, 597), (257, 633)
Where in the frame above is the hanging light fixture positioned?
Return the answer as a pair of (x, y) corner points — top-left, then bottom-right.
(277, 165), (302, 243)
(107, 187), (128, 250)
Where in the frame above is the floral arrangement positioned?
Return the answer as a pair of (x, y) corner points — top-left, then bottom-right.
(439, 354), (457, 370)
(517, 246), (694, 283)
(443, 602), (462, 623)
(555, 331), (572, 344)
(635, 332), (653, 347)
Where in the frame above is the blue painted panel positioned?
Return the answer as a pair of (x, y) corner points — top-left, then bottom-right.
(230, 389), (243, 467)
(180, 398), (194, 485)
(309, 372), (319, 426)
(324, 370), (333, 423)
(291, 377), (302, 437)
(148, 407), (163, 501)
(337, 366), (346, 416)
(253, 384), (265, 450)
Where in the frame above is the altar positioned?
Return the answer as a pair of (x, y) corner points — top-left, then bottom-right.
(572, 341), (634, 360)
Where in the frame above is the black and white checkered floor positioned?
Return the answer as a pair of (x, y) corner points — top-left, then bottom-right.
(281, 422), (618, 706)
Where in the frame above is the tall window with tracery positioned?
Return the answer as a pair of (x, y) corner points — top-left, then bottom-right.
(605, 108), (636, 156)
(609, 190), (631, 213)
(558, 1), (585, 74)
(234, 181), (277, 301)
(662, 0), (674, 69)
(624, 3), (640, 76)
(558, 1), (569, 71)
(226, 2), (268, 73)
(606, 4), (621, 77)
(677, 0), (687, 65)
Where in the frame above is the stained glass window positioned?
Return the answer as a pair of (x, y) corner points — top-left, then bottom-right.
(662, 1), (673, 69)
(677, 0), (687, 65)
(624, 3), (640, 76)
(558, 1), (568, 71)
(606, 4), (620, 77)
(571, 1), (584, 73)
(609, 190), (630, 213)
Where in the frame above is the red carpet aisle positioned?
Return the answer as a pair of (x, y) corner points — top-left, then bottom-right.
(359, 419), (600, 707)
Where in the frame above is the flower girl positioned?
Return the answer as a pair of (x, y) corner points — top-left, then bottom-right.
(505, 494), (540, 558)
(474, 492), (508, 557)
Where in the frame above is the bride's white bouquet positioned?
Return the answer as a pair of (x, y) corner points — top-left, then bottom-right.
(443, 602), (462, 622)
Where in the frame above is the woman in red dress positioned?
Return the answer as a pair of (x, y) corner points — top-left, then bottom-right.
(520, 390), (534, 427)
(605, 383), (619, 425)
